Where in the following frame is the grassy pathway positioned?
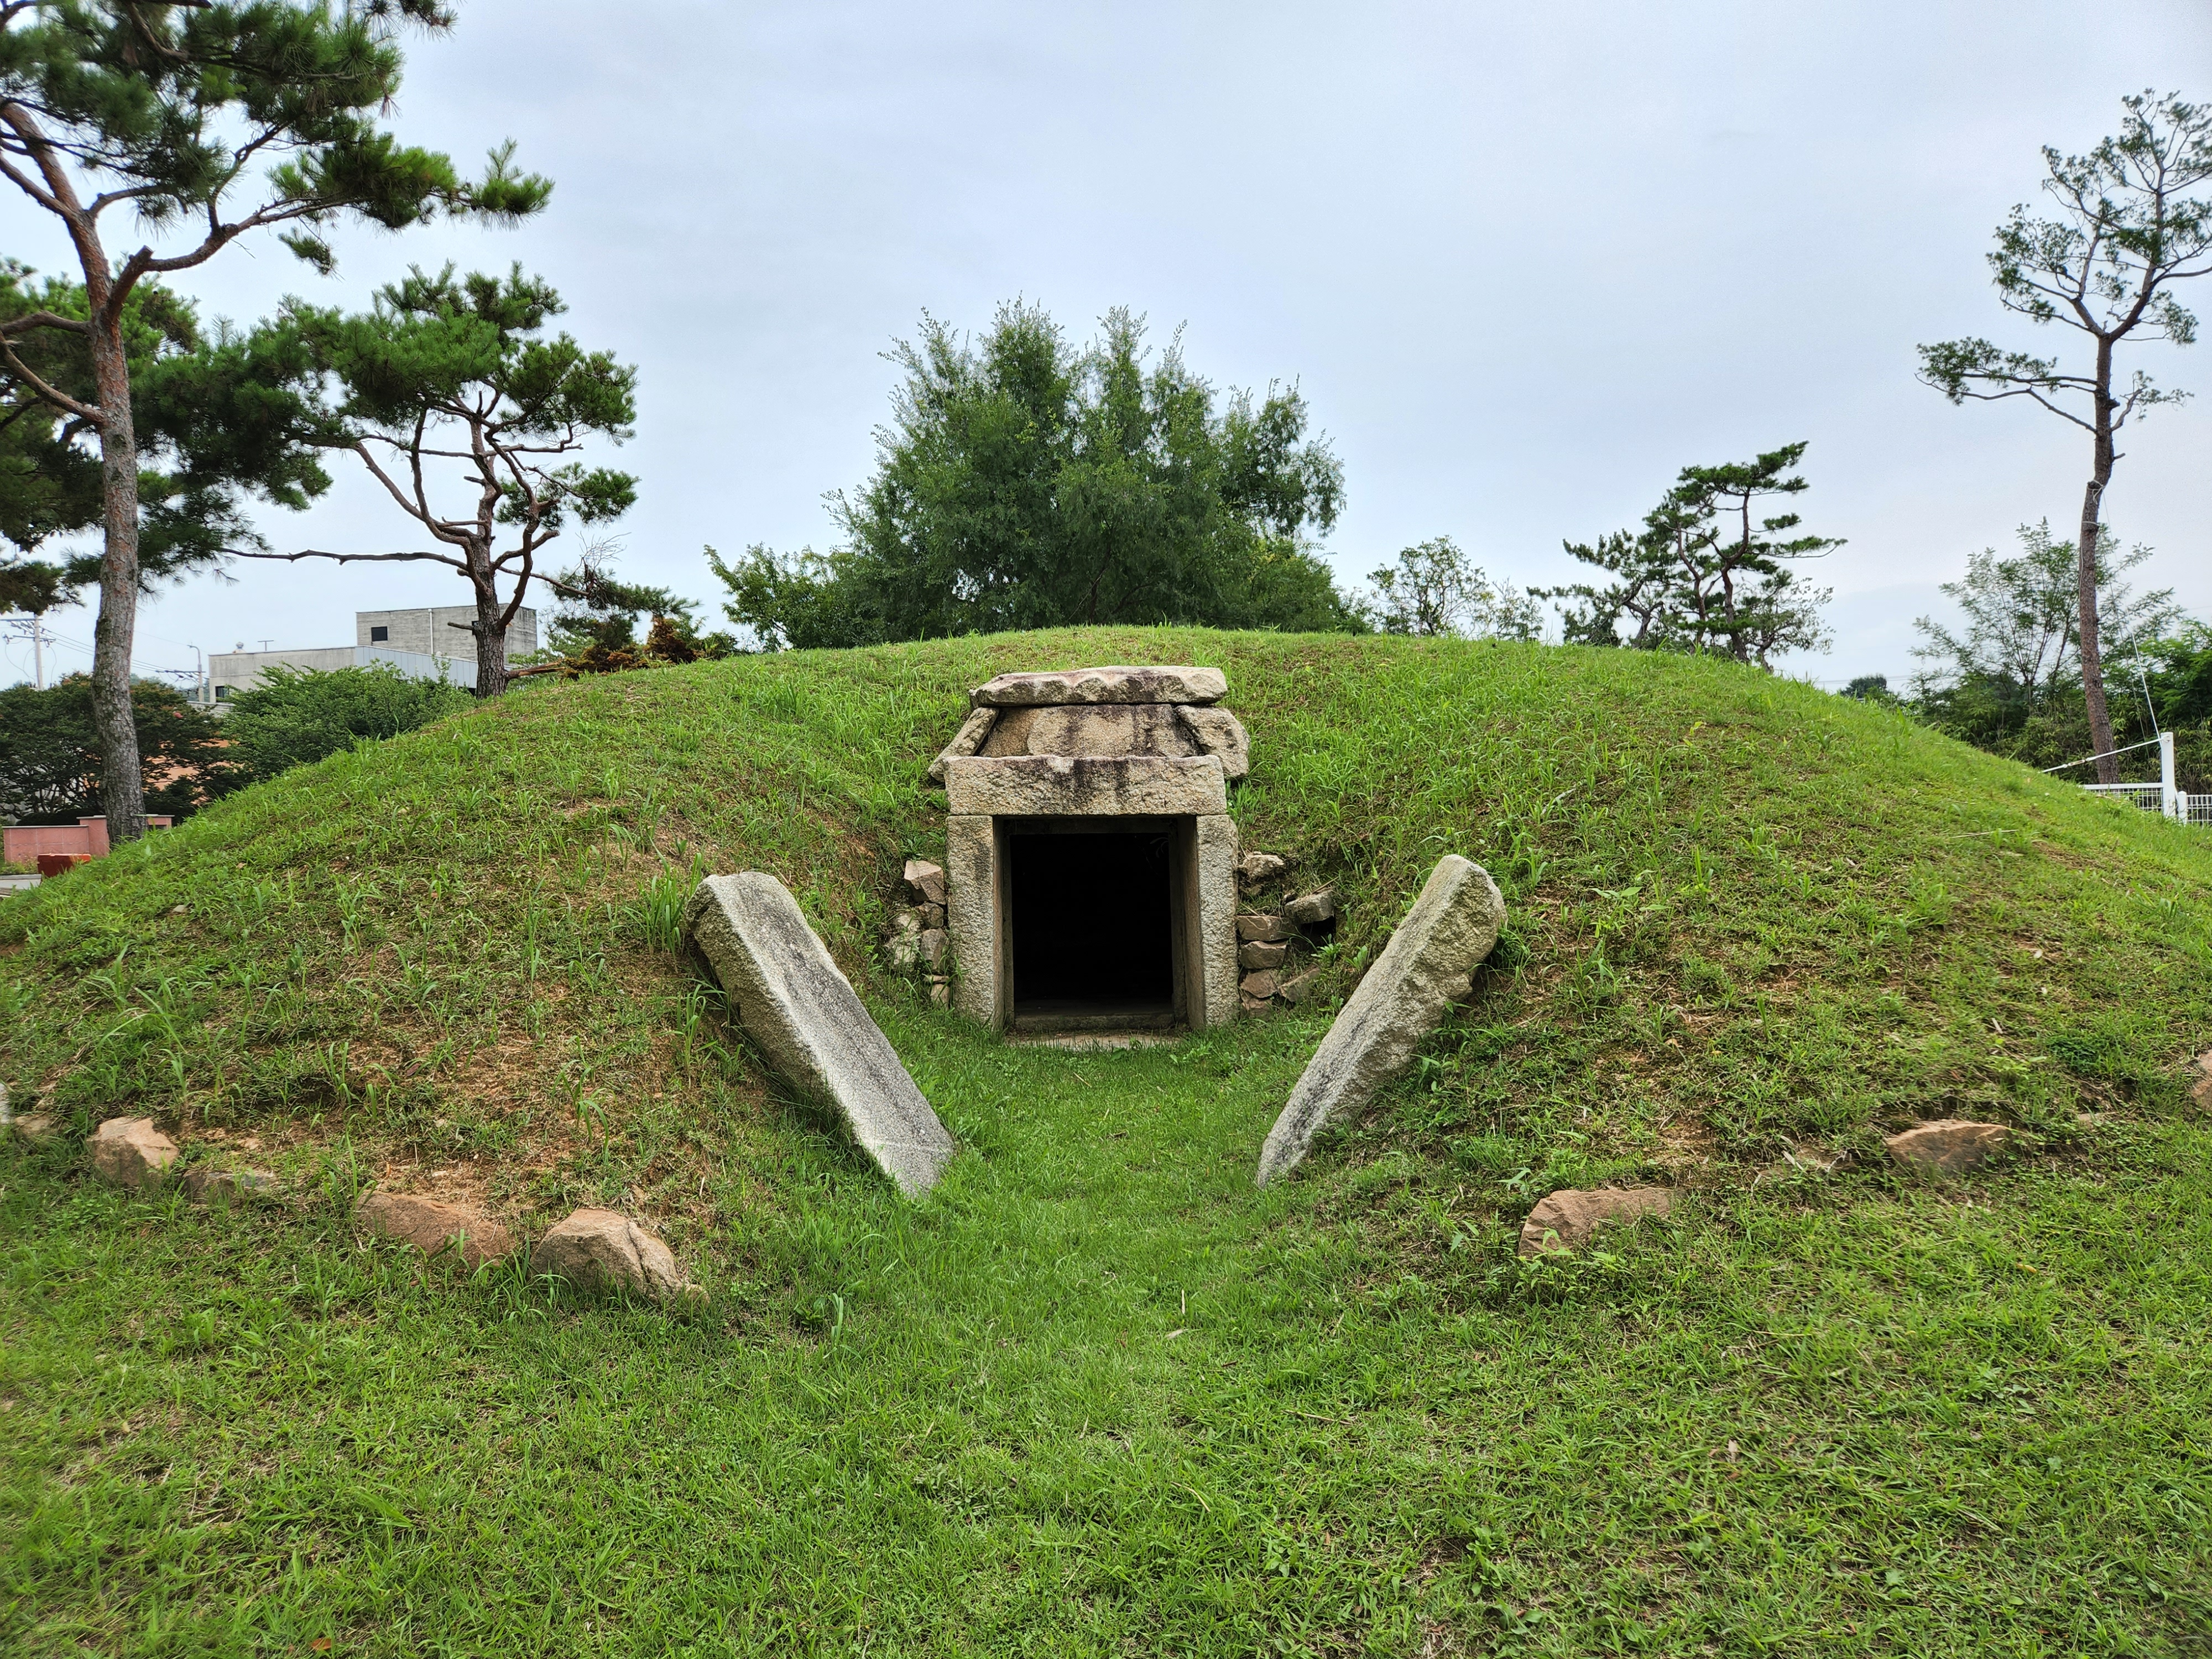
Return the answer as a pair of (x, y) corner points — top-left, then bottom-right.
(6, 1003), (2209, 1655)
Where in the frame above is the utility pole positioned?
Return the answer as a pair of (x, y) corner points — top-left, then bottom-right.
(2, 616), (50, 688)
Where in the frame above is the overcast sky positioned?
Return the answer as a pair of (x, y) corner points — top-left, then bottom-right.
(5, 0), (2210, 693)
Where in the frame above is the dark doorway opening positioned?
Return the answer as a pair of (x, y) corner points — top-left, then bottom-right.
(1008, 829), (1177, 1032)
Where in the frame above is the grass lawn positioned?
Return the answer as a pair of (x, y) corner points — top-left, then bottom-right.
(3, 629), (2209, 1655)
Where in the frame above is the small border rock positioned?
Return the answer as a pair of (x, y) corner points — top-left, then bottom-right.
(530, 1207), (692, 1302)
(1884, 1119), (2011, 1175)
(88, 1118), (179, 1188)
(1519, 1187), (1672, 1257)
(356, 1192), (515, 1269)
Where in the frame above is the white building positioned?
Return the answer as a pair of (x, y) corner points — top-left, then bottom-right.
(196, 607), (537, 707)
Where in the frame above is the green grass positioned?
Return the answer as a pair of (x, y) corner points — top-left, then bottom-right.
(3, 628), (2209, 1655)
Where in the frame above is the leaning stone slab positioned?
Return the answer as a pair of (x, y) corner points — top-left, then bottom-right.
(1173, 706), (1250, 780)
(971, 665), (1227, 707)
(1885, 1119), (2011, 1175)
(684, 872), (955, 1196)
(532, 1207), (690, 1301)
(927, 708), (998, 785)
(356, 1192), (514, 1268)
(88, 1117), (179, 1188)
(943, 754), (1227, 817)
(1257, 855), (1506, 1186)
(1519, 1187), (1672, 1256)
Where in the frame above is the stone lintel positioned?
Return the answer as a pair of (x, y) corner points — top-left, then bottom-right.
(943, 754), (1227, 817)
(971, 665), (1227, 708)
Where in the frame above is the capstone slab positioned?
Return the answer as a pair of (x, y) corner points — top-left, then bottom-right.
(1173, 706), (1250, 780)
(1258, 855), (1506, 1186)
(684, 872), (956, 1196)
(971, 665), (1227, 708)
(943, 754), (1227, 818)
(927, 708), (999, 785)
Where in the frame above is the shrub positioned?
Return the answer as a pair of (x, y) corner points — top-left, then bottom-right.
(224, 663), (472, 782)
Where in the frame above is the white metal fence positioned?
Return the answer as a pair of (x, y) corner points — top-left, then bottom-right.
(2064, 733), (2208, 828)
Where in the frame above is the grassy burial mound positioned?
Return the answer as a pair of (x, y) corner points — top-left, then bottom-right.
(3, 629), (2209, 1655)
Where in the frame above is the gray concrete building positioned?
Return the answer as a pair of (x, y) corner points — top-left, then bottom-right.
(194, 606), (535, 708)
(355, 606), (536, 662)
(200, 645), (461, 707)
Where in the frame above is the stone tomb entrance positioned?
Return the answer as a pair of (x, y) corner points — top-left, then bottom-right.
(1004, 818), (1182, 1032)
(934, 667), (1245, 1036)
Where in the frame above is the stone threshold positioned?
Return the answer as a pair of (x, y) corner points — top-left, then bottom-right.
(1008, 1031), (1183, 1051)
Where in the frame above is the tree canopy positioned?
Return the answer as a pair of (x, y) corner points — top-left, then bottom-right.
(1363, 537), (1540, 640)
(0, 0), (546, 835)
(1917, 90), (2212, 780)
(239, 265), (639, 695)
(524, 546), (735, 676)
(1911, 521), (2182, 749)
(0, 672), (229, 825)
(0, 260), (328, 609)
(1540, 442), (1840, 667)
(712, 302), (1360, 648)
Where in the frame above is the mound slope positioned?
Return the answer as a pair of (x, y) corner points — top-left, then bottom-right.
(4, 628), (2204, 1201)
(3, 630), (2210, 1651)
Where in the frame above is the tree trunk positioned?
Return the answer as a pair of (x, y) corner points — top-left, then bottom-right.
(2079, 339), (2119, 786)
(88, 319), (148, 842)
(471, 574), (509, 697)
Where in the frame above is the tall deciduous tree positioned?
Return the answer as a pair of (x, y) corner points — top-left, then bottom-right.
(1364, 536), (1540, 640)
(237, 267), (639, 695)
(1918, 91), (2212, 783)
(0, 1), (547, 839)
(1910, 521), (2183, 753)
(1541, 443), (1840, 666)
(712, 301), (1358, 648)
